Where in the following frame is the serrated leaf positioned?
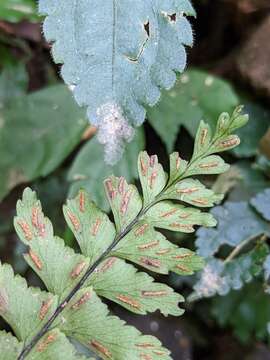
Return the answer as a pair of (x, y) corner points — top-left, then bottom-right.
(89, 257), (184, 316)
(0, 85), (87, 201)
(138, 151), (167, 206)
(162, 178), (223, 207)
(147, 69), (240, 151)
(196, 201), (270, 258)
(144, 201), (217, 232)
(0, 331), (23, 360)
(0, 262), (58, 341)
(68, 128), (145, 211)
(39, 0), (194, 162)
(251, 188), (270, 221)
(104, 176), (142, 232)
(59, 287), (172, 360)
(64, 190), (115, 264)
(14, 188), (90, 299)
(113, 223), (204, 275)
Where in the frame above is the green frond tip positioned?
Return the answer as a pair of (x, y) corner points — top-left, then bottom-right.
(0, 113), (246, 359)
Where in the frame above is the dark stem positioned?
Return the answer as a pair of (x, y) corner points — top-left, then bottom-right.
(17, 207), (148, 359)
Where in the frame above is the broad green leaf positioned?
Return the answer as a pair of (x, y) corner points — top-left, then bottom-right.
(89, 257), (184, 316)
(14, 188), (90, 299)
(0, 0), (39, 22)
(64, 190), (115, 264)
(0, 262), (58, 341)
(138, 151), (167, 206)
(0, 331), (23, 360)
(251, 188), (270, 221)
(68, 128), (145, 211)
(104, 176), (142, 232)
(0, 64), (28, 104)
(0, 85), (87, 201)
(162, 178), (223, 207)
(113, 223), (204, 275)
(39, 0), (194, 163)
(147, 69), (240, 151)
(196, 201), (270, 258)
(59, 287), (172, 360)
(145, 201), (217, 232)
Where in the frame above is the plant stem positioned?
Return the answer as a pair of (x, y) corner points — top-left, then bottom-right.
(18, 203), (153, 360)
(223, 233), (265, 265)
(18, 114), (238, 359)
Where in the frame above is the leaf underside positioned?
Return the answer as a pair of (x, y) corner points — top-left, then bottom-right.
(0, 108), (247, 359)
(39, 0), (195, 163)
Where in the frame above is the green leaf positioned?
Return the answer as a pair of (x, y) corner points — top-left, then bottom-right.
(39, 0), (194, 162)
(113, 223), (204, 275)
(0, 0), (39, 22)
(64, 190), (115, 264)
(0, 262), (58, 341)
(89, 257), (184, 316)
(145, 201), (217, 232)
(147, 69), (239, 151)
(1, 114), (247, 358)
(104, 176), (142, 232)
(59, 287), (172, 360)
(0, 64), (28, 104)
(14, 188), (90, 299)
(138, 151), (167, 206)
(29, 329), (87, 360)
(251, 188), (270, 221)
(0, 85), (87, 201)
(162, 178), (224, 207)
(168, 152), (188, 184)
(0, 331), (23, 360)
(68, 128), (145, 211)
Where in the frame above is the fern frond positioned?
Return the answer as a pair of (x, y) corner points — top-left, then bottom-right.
(38, 0), (195, 163)
(0, 108), (248, 359)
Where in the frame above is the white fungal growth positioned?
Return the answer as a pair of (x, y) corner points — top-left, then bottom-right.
(194, 263), (228, 298)
(96, 102), (135, 164)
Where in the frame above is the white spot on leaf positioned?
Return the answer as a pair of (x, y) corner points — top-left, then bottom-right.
(96, 102), (134, 164)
